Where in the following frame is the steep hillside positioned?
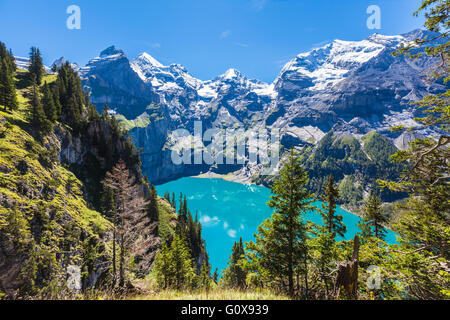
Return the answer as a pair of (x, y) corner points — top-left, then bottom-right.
(0, 80), (113, 298)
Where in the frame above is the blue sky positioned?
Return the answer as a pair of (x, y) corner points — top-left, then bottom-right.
(0, 0), (424, 83)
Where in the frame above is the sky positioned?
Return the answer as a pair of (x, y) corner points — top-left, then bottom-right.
(0, 0), (425, 83)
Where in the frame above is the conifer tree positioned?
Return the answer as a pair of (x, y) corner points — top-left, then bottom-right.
(320, 174), (346, 237)
(0, 42), (18, 112)
(28, 47), (44, 85)
(247, 148), (314, 297)
(212, 268), (219, 284)
(154, 234), (195, 290)
(154, 243), (172, 289)
(199, 260), (211, 290)
(362, 193), (387, 240)
(222, 237), (247, 289)
(146, 184), (159, 221)
(54, 62), (85, 132)
(41, 82), (57, 122)
(28, 78), (52, 135)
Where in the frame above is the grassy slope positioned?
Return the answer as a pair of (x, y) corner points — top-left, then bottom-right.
(0, 71), (112, 297)
(156, 198), (177, 243)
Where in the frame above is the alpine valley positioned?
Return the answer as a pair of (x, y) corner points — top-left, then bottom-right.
(26, 29), (445, 208)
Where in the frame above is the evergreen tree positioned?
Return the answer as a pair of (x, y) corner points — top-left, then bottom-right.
(312, 224), (337, 299)
(247, 148), (315, 297)
(171, 234), (196, 290)
(164, 191), (171, 203)
(212, 268), (219, 284)
(28, 78), (52, 135)
(199, 260), (211, 291)
(146, 184), (159, 222)
(171, 193), (176, 208)
(154, 234), (195, 290)
(362, 194), (387, 240)
(0, 42), (18, 112)
(6, 47), (16, 71)
(222, 237), (247, 289)
(41, 82), (57, 122)
(54, 62), (85, 133)
(28, 47), (44, 85)
(320, 174), (346, 237)
(153, 243), (172, 289)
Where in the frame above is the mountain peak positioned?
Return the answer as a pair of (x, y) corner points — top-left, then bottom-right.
(100, 46), (124, 57)
(52, 57), (66, 66)
(221, 68), (244, 80)
(136, 52), (164, 68)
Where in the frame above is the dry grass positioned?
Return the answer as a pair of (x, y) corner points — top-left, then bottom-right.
(132, 288), (290, 300)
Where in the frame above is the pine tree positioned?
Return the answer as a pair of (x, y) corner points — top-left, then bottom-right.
(0, 42), (18, 112)
(28, 78), (52, 135)
(247, 148), (315, 297)
(222, 237), (247, 289)
(171, 193), (176, 208)
(320, 174), (346, 237)
(212, 268), (219, 284)
(41, 82), (57, 122)
(28, 47), (44, 85)
(362, 194), (387, 240)
(146, 184), (159, 222)
(154, 233), (195, 290)
(199, 260), (211, 291)
(153, 243), (172, 289)
(54, 62), (85, 132)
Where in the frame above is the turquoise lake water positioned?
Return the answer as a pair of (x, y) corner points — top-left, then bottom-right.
(156, 177), (397, 272)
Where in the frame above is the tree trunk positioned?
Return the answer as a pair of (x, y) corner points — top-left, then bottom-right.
(119, 234), (125, 288)
(112, 228), (116, 287)
(334, 235), (360, 300)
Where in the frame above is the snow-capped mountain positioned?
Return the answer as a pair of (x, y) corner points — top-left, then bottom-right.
(75, 29), (446, 184)
(15, 56), (54, 74)
(78, 46), (158, 118)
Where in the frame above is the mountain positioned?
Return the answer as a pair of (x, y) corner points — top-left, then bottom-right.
(77, 29), (447, 203)
(15, 56), (54, 74)
(79, 46), (159, 119)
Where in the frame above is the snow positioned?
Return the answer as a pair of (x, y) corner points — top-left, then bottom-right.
(137, 52), (165, 68)
(251, 83), (277, 99)
(223, 68), (239, 80)
(158, 82), (182, 92)
(14, 56), (54, 74)
(278, 33), (407, 91)
(198, 84), (218, 99)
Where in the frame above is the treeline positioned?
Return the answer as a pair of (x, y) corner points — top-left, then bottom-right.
(23, 47), (97, 136)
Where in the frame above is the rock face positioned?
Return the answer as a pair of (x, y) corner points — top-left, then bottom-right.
(80, 46), (159, 119)
(79, 29), (448, 185)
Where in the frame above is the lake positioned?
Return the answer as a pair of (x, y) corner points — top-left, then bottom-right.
(156, 177), (397, 273)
